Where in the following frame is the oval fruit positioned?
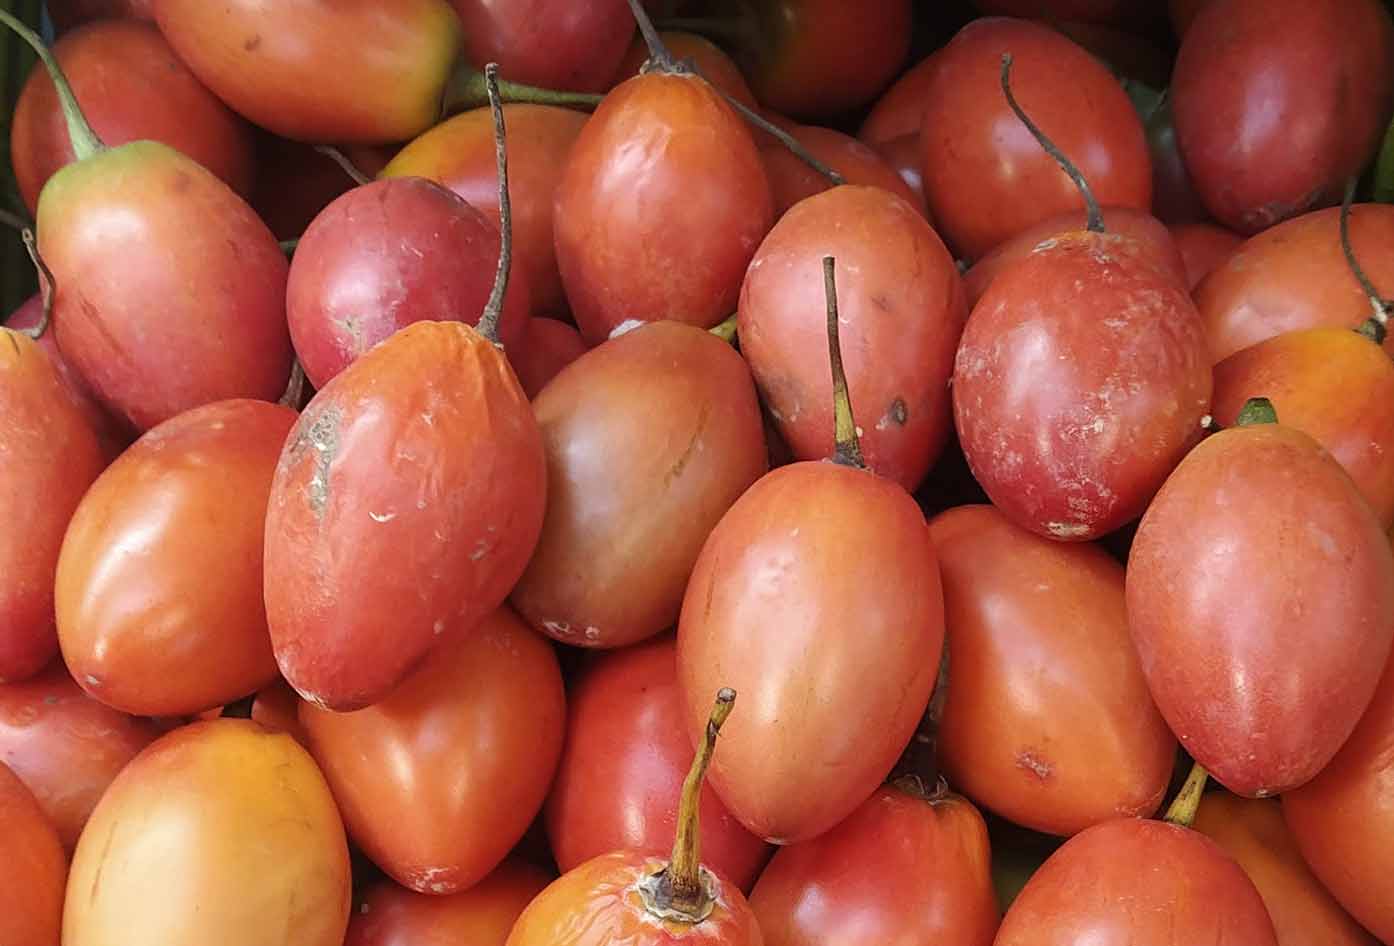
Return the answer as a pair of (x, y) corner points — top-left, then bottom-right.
(0, 761), (66, 946)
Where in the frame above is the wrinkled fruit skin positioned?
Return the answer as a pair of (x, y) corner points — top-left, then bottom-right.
(505, 852), (763, 946)
(0, 330), (106, 683)
(1127, 424), (1394, 797)
(953, 230), (1212, 541)
(263, 321), (546, 711)
(1172, 0), (1394, 234)
(994, 818), (1278, 946)
(929, 505), (1176, 836)
(677, 461), (943, 844)
(0, 762), (66, 946)
(512, 322), (767, 649)
(750, 785), (999, 946)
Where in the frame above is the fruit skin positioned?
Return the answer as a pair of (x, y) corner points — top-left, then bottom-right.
(249, 135), (393, 241)
(749, 784), (999, 946)
(300, 606), (564, 895)
(11, 19), (255, 214)
(953, 230), (1212, 541)
(553, 72), (774, 345)
(1172, 0), (1394, 234)
(55, 399), (293, 717)
(512, 322), (767, 649)
(759, 126), (923, 219)
(0, 761), (66, 946)
(61, 718), (351, 946)
(0, 329), (107, 683)
(345, 859), (552, 946)
(511, 317), (588, 399)
(928, 505), (1176, 836)
(505, 851), (763, 946)
(546, 636), (771, 891)
(1192, 793), (1379, 946)
(739, 185), (966, 493)
(994, 818), (1278, 946)
(1169, 221), (1242, 290)
(39, 141), (291, 432)
(264, 320), (547, 712)
(451, 0), (633, 93)
(49, 0), (153, 31)
(1126, 424), (1394, 797)
(152, 0), (462, 144)
(613, 30), (757, 107)
(1283, 653), (1394, 943)
(1194, 204), (1394, 364)
(286, 176), (530, 389)
(0, 661), (159, 851)
(677, 461), (943, 844)
(858, 52), (941, 146)
(1212, 328), (1394, 527)
(918, 17), (1151, 261)
(381, 104), (587, 318)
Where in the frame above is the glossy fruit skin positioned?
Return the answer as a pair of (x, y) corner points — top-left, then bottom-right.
(919, 18), (1151, 261)
(1192, 793), (1379, 946)
(345, 859), (552, 946)
(0, 329), (106, 683)
(547, 636), (771, 890)
(750, 785), (999, 946)
(1213, 329), (1394, 527)
(1127, 424), (1394, 796)
(1170, 221), (1242, 290)
(263, 320), (547, 711)
(53, 399), (292, 716)
(928, 505), (1175, 836)
(511, 322), (766, 648)
(12, 20), (255, 214)
(0, 761), (66, 946)
(382, 105), (587, 319)
(963, 206), (1187, 309)
(506, 851), (763, 946)
(760, 125), (923, 219)
(740, 186), (966, 493)
(0, 662), (159, 851)
(62, 719), (350, 946)
(286, 177), (530, 389)
(40, 141), (291, 432)
(49, 0), (153, 31)
(613, 31), (757, 107)
(953, 230), (1212, 541)
(553, 72), (774, 345)
(867, 134), (929, 218)
(1284, 653), (1394, 942)
(858, 52), (941, 146)
(452, 0), (631, 93)
(153, 0), (461, 143)
(1172, 0), (1394, 234)
(511, 317), (588, 399)
(995, 818), (1278, 945)
(1195, 204), (1394, 363)
(300, 606), (563, 894)
(678, 461), (943, 844)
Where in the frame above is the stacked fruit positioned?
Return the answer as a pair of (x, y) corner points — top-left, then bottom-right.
(3, 1), (1394, 945)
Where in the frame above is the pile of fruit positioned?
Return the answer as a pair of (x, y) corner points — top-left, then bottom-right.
(5, 0), (1394, 943)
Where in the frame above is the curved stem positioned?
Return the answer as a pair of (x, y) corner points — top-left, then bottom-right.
(1340, 176), (1390, 344)
(0, 9), (103, 161)
(477, 64), (512, 347)
(0, 207), (30, 232)
(441, 67), (603, 116)
(1000, 53), (1103, 234)
(823, 256), (865, 469)
(626, 0), (683, 74)
(709, 312), (738, 344)
(1163, 759), (1208, 828)
(314, 145), (371, 187)
(1236, 397), (1277, 427)
(700, 80), (843, 186)
(279, 357), (307, 409)
(20, 229), (54, 340)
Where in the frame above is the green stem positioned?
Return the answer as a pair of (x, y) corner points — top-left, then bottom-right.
(709, 313), (738, 344)
(1236, 397), (1277, 427)
(0, 9), (103, 161)
(441, 65), (602, 115)
(1340, 176), (1390, 344)
(823, 256), (865, 469)
(279, 238), (299, 257)
(477, 64), (512, 347)
(1162, 759), (1208, 828)
(19, 229), (53, 340)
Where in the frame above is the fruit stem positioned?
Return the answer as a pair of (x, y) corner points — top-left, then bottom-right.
(823, 256), (865, 469)
(477, 63), (512, 348)
(0, 207), (29, 232)
(441, 66), (603, 116)
(0, 9), (103, 162)
(1236, 397), (1277, 426)
(19, 229), (53, 340)
(627, 0), (684, 73)
(703, 85), (843, 186)
(999, 53), (1103, 234)
(1340, 177), (1390, 345)
(279, 238), (299, 257)
(709, 312), (738, 344)
(279, 358), (307, 409)
(314, 146), (371, 187)
(642, 688), (737, 923)
(1162, 759), (1208, 828)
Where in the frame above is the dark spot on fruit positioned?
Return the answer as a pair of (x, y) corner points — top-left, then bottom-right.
(244, 35), (262, 52)
(871, 292), (892, 313)
(876, 397), (908, 430)
(171, 171), (192, 195)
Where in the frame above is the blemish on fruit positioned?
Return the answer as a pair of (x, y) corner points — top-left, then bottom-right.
(1016, 750), (1053, 781)
(876, 398), (908, 430)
